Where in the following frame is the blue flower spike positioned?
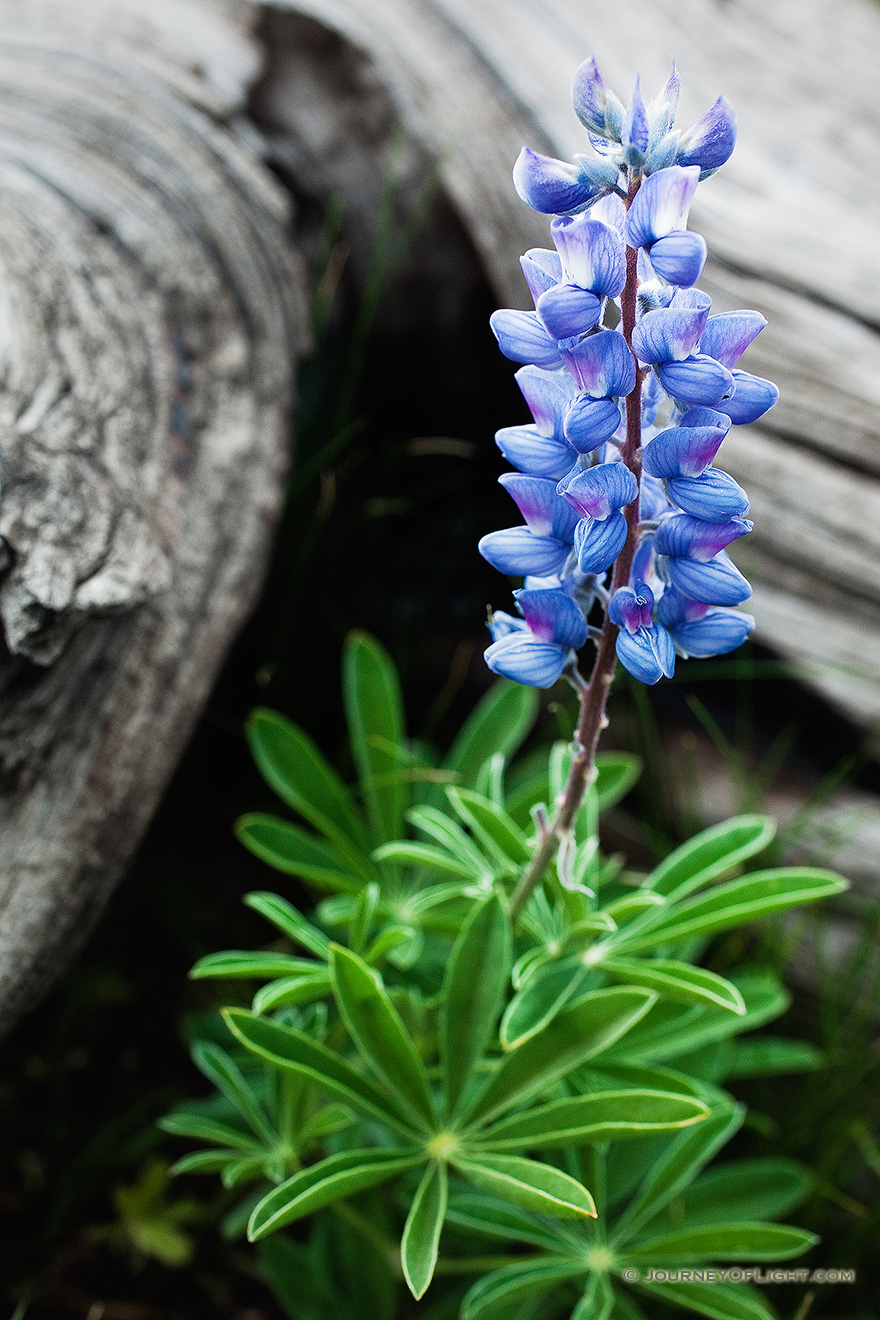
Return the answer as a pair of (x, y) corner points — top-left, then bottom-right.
(482, 58), (774, 688)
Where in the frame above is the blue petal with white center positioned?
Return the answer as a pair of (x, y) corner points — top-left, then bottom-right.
(561, 328), (637, 398)
(716, 371), (780, 424)
(551, 215), (627, 298)
(667, 468), (750, 521)
(658, 354), (735, 407)
(484, 632), (569, 688)
(479, 527), (572, 577)
(490, 310), (562, 369)
(624, 165), (700, 249)
(574, 510), (629, 573)
(516, 366), (574, 435)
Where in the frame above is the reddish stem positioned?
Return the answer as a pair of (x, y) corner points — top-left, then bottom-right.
(510, 171), (644, 921)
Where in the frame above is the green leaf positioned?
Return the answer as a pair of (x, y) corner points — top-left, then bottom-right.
(235, 814), (368, 890)
(601, 960), (745, 1015)
(246, 708), (369, 851)
(634, 1281), (775, 1320)
(343, 631), (407, 846)
(248, 1147), (421, 1240)
(454, 1153), (596, 1219)
(613, 869), (847, 954)
(626, 1220), (817, 1262)
(447, 788), (530, 865)
(594, 753), (642, 812)
(191, 1042), (276, 1146)
(170, 1150), (240, 1175)
(477, 1090), (709, 1152)
(500, 955), (590, 1050)
(572, 1272), (615, 1320)
(441, 892), (511, 1116)
(612, 1104), (744, 1242)
(251, 972), (332, 1014)
(462, 1259), (586, 1320)
(642, 816), (777, 900)
(329, 946), (435, 1129)
(408, 806), (493, 875)
(651, 1158), (811, 1228)
(401, 1161), (448, 1299)
(222, 1008), (416, 1137)
(244, 892), (331, 958)
(722, 1036), (823, 1078)
(158, 1112), (259, 1150)
(189, 950), (316, 981)
(461, 988), (656, 1129)
(373, 840), (476, 881)
(442, 681), (539, 796)
(445, 1192), (573, 1251)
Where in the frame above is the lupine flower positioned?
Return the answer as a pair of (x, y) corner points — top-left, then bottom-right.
(482, 57), (772, 689)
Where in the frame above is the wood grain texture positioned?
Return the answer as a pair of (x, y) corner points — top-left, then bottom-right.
(0, 0), (305, 1034)
(260, 0), (880, 730)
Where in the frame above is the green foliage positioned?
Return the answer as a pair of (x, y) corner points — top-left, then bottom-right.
(164, 634), (848, 1315)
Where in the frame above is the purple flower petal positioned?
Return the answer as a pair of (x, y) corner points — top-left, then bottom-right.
(677, 96), (737, 179)
(658, 354), (735, 407)
(642, 417), (730, 479)
(574, 510), (629, 573)
(499, 472), (580, 540)
(669, 608), (755, 657)
(520, 249), (563, 302)
(484, 633), (567, 688)
(561, 329), (636, 398)
(615, 623), (675, 683)
(623, 165), (700, 249)
(490, 310), (562, 369)
(513, 147), (598, 215)
(551, 215), (627, 297)
(563, 395), (622, 453)
(515, 587), (588, 649)
(609, 583), (655, 633)
(515, 366), (574, 437)
(715, 370), (780, 424)
(536, 283), (602, 340)
(559, 461), (638, 520)
(478, 527), (571, 577)
(700, 311), (766, 369)
(656, 587), (709, 629)
(667, 468), (750, 522)
(647, 231), (707, 288)
(654, 513), (752, 561)
(667, 549), (752, 606)
(495, 425), (575, 480)
(571, 57), (622, 138)
(622, 77), (649, 167)
(632, 292), (710, 363)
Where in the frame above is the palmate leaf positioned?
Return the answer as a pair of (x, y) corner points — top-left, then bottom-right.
(460, 989), (656, 1129)
(159, 1112), (259, 1151)
(475, 1090), (709, 1152)
(401, 1161), (448, 1299)
(721, 1035), (823, 1078)
(625, 1220), (817, 1262)
(343, 631), (407, 847)
(244, 892), (331, 958)
(329, 946), (435, 1130)
(454, 1153), (596, 1219)
(646, 1158), (810, 1229)
(170, 1149), (241, 1175)
(500, 955), (590, 1050)
(642, 815), (776, 900)
(246, 708), (370, 853)
(601, 959), (745, 1016)
(441, 891), (512, 1116)
(222, 1008), (417, 1137)
(372, 840), (476, 881)
(461, 1258), (586, 1320)
(407, 806), (492, 876)
(634, 1280), (776, 1320)
(235, 814), (371, 891)
(445, 1191), (576, 1252)
(248, 1147), (422, 1241)
(572, 1273), (615, 1320)
(612, 1104), (744, 1242)
(611, 868), (847, 955)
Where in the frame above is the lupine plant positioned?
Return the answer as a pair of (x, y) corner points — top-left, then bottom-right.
(164, 60), (847, 1320)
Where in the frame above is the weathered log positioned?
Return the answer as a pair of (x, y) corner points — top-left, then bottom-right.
(255, 0), (880, 730)
(0, 0), (305, 1034)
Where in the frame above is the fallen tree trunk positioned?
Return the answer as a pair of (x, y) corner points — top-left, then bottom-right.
(254, 0), (880, 730)
(0, 0), (305, 1035)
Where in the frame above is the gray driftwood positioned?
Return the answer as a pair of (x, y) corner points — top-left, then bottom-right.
(256, 0), (880, 731)
(0, 0), (305, 1035)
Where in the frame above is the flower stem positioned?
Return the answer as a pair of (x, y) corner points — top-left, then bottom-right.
(509, 172), (644, 922)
